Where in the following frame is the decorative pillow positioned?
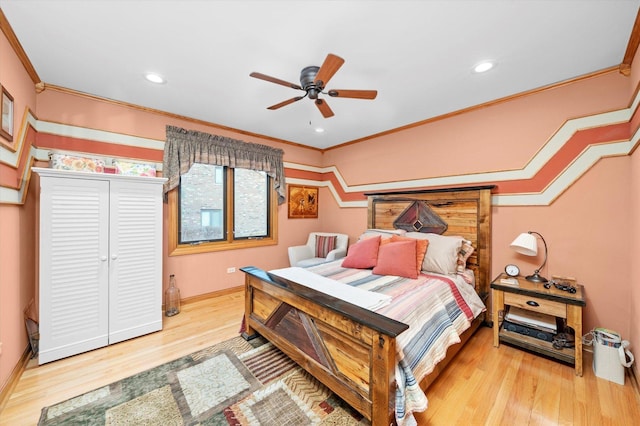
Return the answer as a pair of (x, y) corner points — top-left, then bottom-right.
(405, 232), (463, 275)
(341, 235), (381, 269)
(456, 239), (475, 274)
(315, 235), (337, 258)
(373, 240), (418, 279)
(389, 235), (429, 275)
(113, 160), (157, 177)
(50, 153), (105, 173)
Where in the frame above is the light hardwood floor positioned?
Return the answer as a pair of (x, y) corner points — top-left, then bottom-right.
(1, 288), (639, 425)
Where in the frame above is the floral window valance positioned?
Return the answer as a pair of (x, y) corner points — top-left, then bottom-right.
(163, 125), (286, 204)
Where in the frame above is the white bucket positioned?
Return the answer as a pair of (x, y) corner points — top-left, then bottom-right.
(592, 328), (634, 385)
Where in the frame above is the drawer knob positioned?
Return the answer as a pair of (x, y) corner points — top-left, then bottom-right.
(526, 300), (540, 307)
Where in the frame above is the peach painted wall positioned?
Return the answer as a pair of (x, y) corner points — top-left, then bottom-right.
(324, 71), (629, 185)
(495, 158), (631, 334)
(631, 136), (639, 380)
(34, 89), (322, 165)
(0, 29), (38, 390)
(628, 43), (640, 379)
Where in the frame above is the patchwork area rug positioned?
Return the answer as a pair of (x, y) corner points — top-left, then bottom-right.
(38, 336), (370, 425)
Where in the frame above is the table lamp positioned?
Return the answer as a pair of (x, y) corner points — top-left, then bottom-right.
(510, 231), (548, 283)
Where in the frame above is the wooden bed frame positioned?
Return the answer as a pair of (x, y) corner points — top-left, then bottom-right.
(241, 186), (493, 425)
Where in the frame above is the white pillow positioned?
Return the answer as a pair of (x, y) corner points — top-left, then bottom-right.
(358, 228), (407, 241)
(405, 232), (463, 275)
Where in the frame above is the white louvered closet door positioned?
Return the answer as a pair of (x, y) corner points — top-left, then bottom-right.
(108, 179), (163, 344)
(38, 176), (110, 364)
(36, 168), (166, 364)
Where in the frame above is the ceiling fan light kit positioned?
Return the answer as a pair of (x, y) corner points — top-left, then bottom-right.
(250, 53), (377, 118)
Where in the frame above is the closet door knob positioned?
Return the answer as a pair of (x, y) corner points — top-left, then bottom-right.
(111, 254), (118, 260)
(100, 256), (108, 262)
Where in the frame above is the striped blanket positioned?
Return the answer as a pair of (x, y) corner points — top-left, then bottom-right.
(306, 260), (486, 425)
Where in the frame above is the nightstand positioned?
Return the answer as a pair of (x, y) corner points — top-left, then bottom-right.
(491, 273), (586, 376)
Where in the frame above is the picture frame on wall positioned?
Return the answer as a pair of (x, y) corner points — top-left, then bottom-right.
(0, 85), (14, 142)
(288, 184), (319, 218)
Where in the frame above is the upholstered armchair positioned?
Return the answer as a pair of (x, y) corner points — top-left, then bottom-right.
(288, 232), (349, 267)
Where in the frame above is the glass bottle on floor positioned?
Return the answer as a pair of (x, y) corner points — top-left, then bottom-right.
(165, 274), (181, 317)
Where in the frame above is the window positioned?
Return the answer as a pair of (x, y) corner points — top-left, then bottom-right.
(169, 163), (277, 255)
(164, 126), (285, 255)
(201, 209), (222, 228)
(180, 164), (225, 243)
(233, 168), (269, 238)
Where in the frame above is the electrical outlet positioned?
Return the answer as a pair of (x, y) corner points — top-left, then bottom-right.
(227, 267), (236, 273)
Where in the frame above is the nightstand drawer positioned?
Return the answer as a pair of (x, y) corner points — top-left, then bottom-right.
(504, 293), (566, 318)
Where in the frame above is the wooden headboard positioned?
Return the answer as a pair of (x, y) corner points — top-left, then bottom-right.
(365, 185), (494, 299)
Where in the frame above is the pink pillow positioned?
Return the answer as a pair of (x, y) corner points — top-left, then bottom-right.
(373, 240), (418, 279)
(341, 235), (381, 269)
(389, 235), (429, 275)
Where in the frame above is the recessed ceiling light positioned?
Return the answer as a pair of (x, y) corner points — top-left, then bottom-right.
(314, 127), (325, 133)
(473, 61), (495, 73)
(144, 72), (166, 84)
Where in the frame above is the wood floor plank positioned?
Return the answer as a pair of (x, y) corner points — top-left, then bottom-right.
(556, 361), (574, 425)
(530, 356), (562, 425)
(484, 348), (524, 425)
(1, 290), (639, 425)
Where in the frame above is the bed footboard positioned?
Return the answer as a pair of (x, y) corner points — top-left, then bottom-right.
(241, 266), (408, 425)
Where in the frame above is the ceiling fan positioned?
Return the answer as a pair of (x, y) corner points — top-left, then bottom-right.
(250, 53), (377, 118)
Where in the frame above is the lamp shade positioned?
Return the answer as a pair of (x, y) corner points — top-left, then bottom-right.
(510, 231), (548, 283)
(510, 232), (538, 256)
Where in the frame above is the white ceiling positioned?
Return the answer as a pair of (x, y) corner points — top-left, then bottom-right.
(1, 1), (639, 149)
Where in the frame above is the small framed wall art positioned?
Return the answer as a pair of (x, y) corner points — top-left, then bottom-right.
(288, 184), (319, 218)
(0, 85), (14, 142)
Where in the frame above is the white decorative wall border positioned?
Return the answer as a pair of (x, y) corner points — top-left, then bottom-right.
(1, 92), (639, 206)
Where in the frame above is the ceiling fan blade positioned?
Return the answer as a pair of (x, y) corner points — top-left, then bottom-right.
(328, 89), (378, 99)
(267, 96), (304, 110)
(314, 54), (344, 88)
(250, 72), (302, 90)
(315, 99), (334, 118)
(327, 89), (378, 100)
